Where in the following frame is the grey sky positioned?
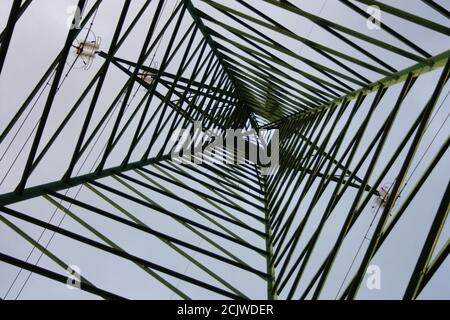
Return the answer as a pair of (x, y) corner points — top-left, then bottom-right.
(0, 0), (449, 300)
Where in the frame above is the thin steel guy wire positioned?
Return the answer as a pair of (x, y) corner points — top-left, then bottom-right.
(2, 2), (107, 299)
(334, 87), (450, 299)
(12, 0), (173, 299)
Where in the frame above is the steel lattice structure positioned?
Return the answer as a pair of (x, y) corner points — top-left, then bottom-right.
(0, 0), (449, 300)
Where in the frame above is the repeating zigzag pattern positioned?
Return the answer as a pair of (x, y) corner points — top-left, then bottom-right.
(0, 0), (449, 299)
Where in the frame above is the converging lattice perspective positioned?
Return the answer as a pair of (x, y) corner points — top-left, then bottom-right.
(0, 0), (449, 300)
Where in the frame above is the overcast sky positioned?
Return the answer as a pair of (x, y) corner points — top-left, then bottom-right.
(0, 0), (449, 300)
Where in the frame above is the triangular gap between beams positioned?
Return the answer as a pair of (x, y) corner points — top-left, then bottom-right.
(185, 0), (256, 130)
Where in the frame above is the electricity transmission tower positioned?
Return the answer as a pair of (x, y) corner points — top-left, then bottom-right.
(0, 0), (449, 300)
